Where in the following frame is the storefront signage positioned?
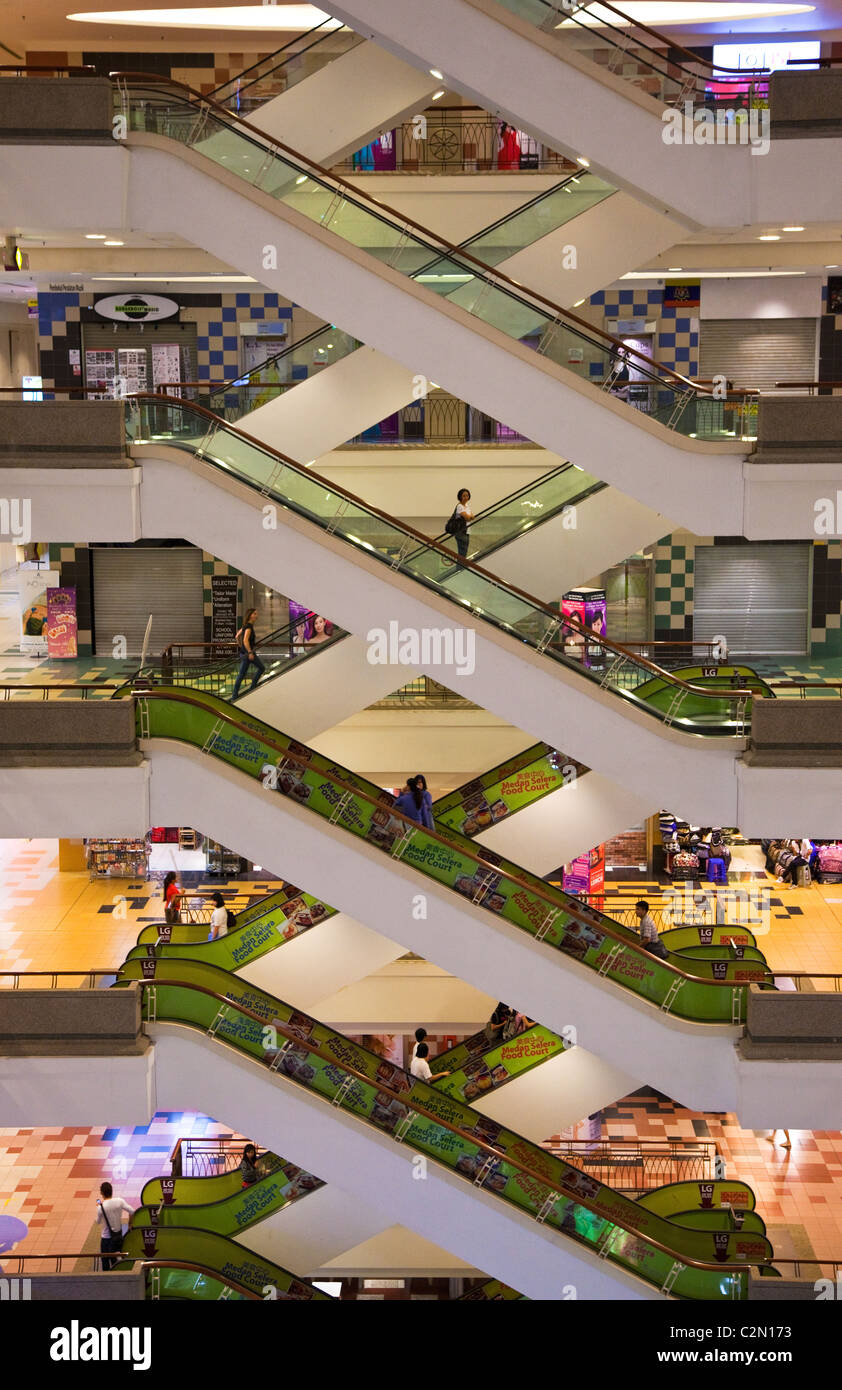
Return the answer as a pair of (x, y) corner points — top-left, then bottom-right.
(211, 574), (240, 650)
(94, 294), (179, 323)
(46, 587), (78, 659)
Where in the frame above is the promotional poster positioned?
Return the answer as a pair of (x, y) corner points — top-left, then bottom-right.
(46, 587), (78, 659)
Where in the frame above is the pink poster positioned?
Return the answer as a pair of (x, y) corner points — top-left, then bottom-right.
(46, 587), (78, 659)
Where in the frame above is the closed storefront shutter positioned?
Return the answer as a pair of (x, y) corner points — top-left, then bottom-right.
(93, 547), (204, 656)
(699, 319), (816, 391)
(693, 543), (810, 655)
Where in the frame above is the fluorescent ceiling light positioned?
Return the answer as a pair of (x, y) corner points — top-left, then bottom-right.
(667, 266), (683, 271)
(622, 270), (806, 278)
(68, 6), (343, 30)
(431, 89), (445, 100)
(758, 234), (780, 240)
(90, 274), (257, 282)
(429, 68), (443, 80)
(576, 156), (590, 167)
(782, 226), (805, 232)
(103, 240), (124, 246)
(85, 233), (107, 239)
(556, 3), (813, 28)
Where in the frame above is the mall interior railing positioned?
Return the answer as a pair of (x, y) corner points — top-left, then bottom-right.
(338, 108), (573, 175)
(495, 0), (771, 110)
(549, 1138), (719, 1195)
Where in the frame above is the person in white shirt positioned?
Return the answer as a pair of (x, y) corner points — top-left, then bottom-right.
(409, 1043), (451, 1083)
(410, 1027), (427, 1062)
(207, 891), (229, 941)
(96, 1181), (133, 1270)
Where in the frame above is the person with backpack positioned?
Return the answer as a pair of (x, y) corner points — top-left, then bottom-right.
(96, 1181), (133, 1270)
(207, 890), (236, 940)
(445, 487), (473, 560)
(232, 607), (266, 700)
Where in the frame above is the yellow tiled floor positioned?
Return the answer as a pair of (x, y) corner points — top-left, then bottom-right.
(4, 838), (842, 984)
(0, 839), (263, 982)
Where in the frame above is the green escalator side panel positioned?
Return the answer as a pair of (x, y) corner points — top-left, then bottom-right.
(134, 1157), (323, 1235)
(133, 691), (759, 1020)
(139, 1150), (319, 1211)
(119, 1225), (330, 1300)
(433, 742), (581, 836)
(134, 886), (291, 947)
(663, 1210), (767, 1237)
(149, 1266), (247, 1301)
(436, 1023), (565, 1100)
(459, 1278), (528, 1300)
(127, 886), (336, 969)
(638, 1179), (757, 1218)
(661, 926), (757, 951)
(675, 945), (765, 964)
(124, 957), (765, 1298)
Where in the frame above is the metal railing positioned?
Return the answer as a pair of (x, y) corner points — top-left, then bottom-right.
(0, 968), (117, 990)
(338, 110), (572, 175)
(0, 1251), (262, 1295)
(348, 396), (529, 445)
(168, 1134), (267, 1178)
(547, 1138), (719, 1194)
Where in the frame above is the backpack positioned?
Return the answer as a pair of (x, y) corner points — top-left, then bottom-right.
(226, 909), (237, 931)
(445, 509), (466, 536)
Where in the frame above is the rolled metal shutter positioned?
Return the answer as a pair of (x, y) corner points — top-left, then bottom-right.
(699, 319), (816, 391)
(93, 547), (204, 656)
(693, 543), (809, 655)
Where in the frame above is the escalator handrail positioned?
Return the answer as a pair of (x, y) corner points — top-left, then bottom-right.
(111, 71), (713, 394)
(210, 323), (356, 400)
(129, 392), (750, 711)
(132, 685), (756, 986)
(132, 971), (771, 1277)
(558, 0), (771, 82)
(158, 618), (347, 683)
(207, 17), (344, 100)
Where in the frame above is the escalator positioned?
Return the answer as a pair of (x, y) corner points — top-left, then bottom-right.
(128, 395), (777, 821)
(114, 954), (776, 1299)
(112, 684), (800, 1112)
(17, 75), (757, 533)
(118, 1225), (331, 1301)
(325, 0), (841, 226)
(128, 685), (771, 1026)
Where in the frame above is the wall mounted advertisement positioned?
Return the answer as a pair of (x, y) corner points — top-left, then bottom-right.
(18, 568), (59, 656)
(561, 588), (607, 668)
(46, 587), (78, 659)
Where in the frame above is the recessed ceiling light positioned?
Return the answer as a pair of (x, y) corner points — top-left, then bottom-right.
(103, 240), (124, 246)
(295, 175), (307, 185)
(667, 267), (683, 271)
(573, 298), (586, 306)
(576, 156), (590, 167)
(758, 234), (780, 241)
(431, 89), (445, 100)
(782, 226), (804, 231)
(826, 265), (839, 269)
(85, 233), (107, 240)
(429, 68), (443, 80)
(68, 7), (344, 32)
(555, 3), (814, 29)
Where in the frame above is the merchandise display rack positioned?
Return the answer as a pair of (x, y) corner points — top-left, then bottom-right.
(86, 837), (150, 880)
